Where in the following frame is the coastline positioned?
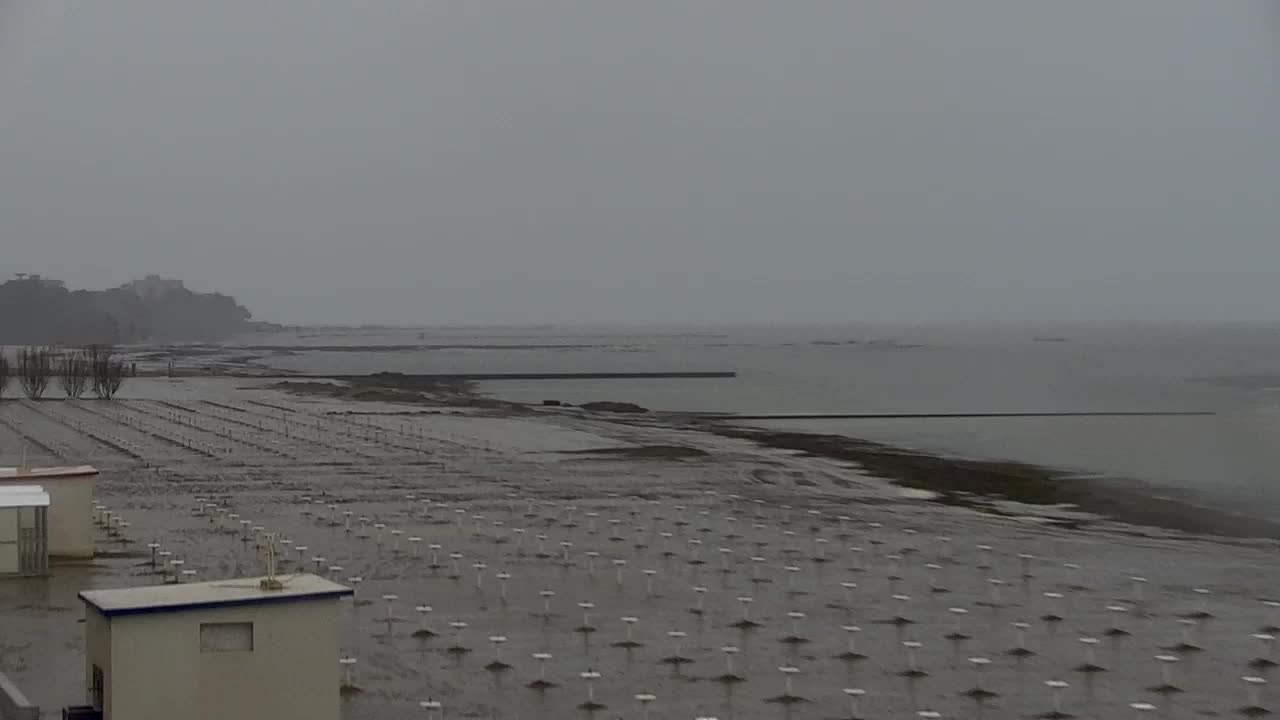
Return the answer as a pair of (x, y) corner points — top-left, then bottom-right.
(110, 340), (1280, 542)
(272, 375), (1280, 543)
(694, 424), (1280, 541)
(4, 374), (1280, 717)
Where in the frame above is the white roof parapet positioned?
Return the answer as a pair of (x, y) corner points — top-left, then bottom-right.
(0, 485), (50, 508)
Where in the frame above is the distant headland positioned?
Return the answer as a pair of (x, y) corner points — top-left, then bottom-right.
(0, 274), (265, 345)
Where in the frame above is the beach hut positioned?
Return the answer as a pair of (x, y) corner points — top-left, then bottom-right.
(76, 574), (352, 720)
(0, 485), (49, 577)
(0, 465), (98, 558)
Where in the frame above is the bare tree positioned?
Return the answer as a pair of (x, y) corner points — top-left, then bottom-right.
(0, 348), (9, 399)
(16, 346), (52, 399)
(89, 345), (127, 400)
(58, 349), (90, 399)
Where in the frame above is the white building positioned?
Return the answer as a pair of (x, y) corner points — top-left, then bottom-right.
(0, 485), (49, 577)
(0, 466), (98, 558)
(79, 574), (352, 720)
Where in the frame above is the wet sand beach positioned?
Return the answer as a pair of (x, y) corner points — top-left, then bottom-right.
(2, 373), (1279, 718)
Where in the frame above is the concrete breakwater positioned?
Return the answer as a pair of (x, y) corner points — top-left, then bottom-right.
(325, 371), (737, 382)
(695, 410), (1214, 420)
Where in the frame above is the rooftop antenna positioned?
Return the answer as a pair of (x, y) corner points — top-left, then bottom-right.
(18, 442), (29, 474)
(259, 532), (284, 590)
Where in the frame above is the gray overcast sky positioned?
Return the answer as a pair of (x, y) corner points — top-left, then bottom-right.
(1, 1), (1277, 326)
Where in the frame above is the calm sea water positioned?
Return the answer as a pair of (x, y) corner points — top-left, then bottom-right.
(251, 324), (1280, 524)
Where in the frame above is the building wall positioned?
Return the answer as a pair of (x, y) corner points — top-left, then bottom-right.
(33, 476), (94, 558)
(95, 597), (341, 720)
(84, 608), (111, 715)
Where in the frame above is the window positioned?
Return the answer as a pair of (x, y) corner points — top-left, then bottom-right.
(199, 622), (254, 652)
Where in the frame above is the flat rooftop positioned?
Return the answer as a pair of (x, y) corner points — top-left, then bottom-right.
(0, 465), (99, 480)
(80, 574), (352, 618)
(0, 485), (50, 508)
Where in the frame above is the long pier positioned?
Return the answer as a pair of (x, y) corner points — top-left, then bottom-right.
(326, 371), (737, 381)
(697, 410), (1215, 420)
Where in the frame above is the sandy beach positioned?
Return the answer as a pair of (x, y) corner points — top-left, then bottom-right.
(1, 374), (1278, 718)
(6, 0), (1277, 713)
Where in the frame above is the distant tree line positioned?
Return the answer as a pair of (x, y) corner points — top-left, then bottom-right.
(0, 274), (254, 345)
(0, 346), (128, 400)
